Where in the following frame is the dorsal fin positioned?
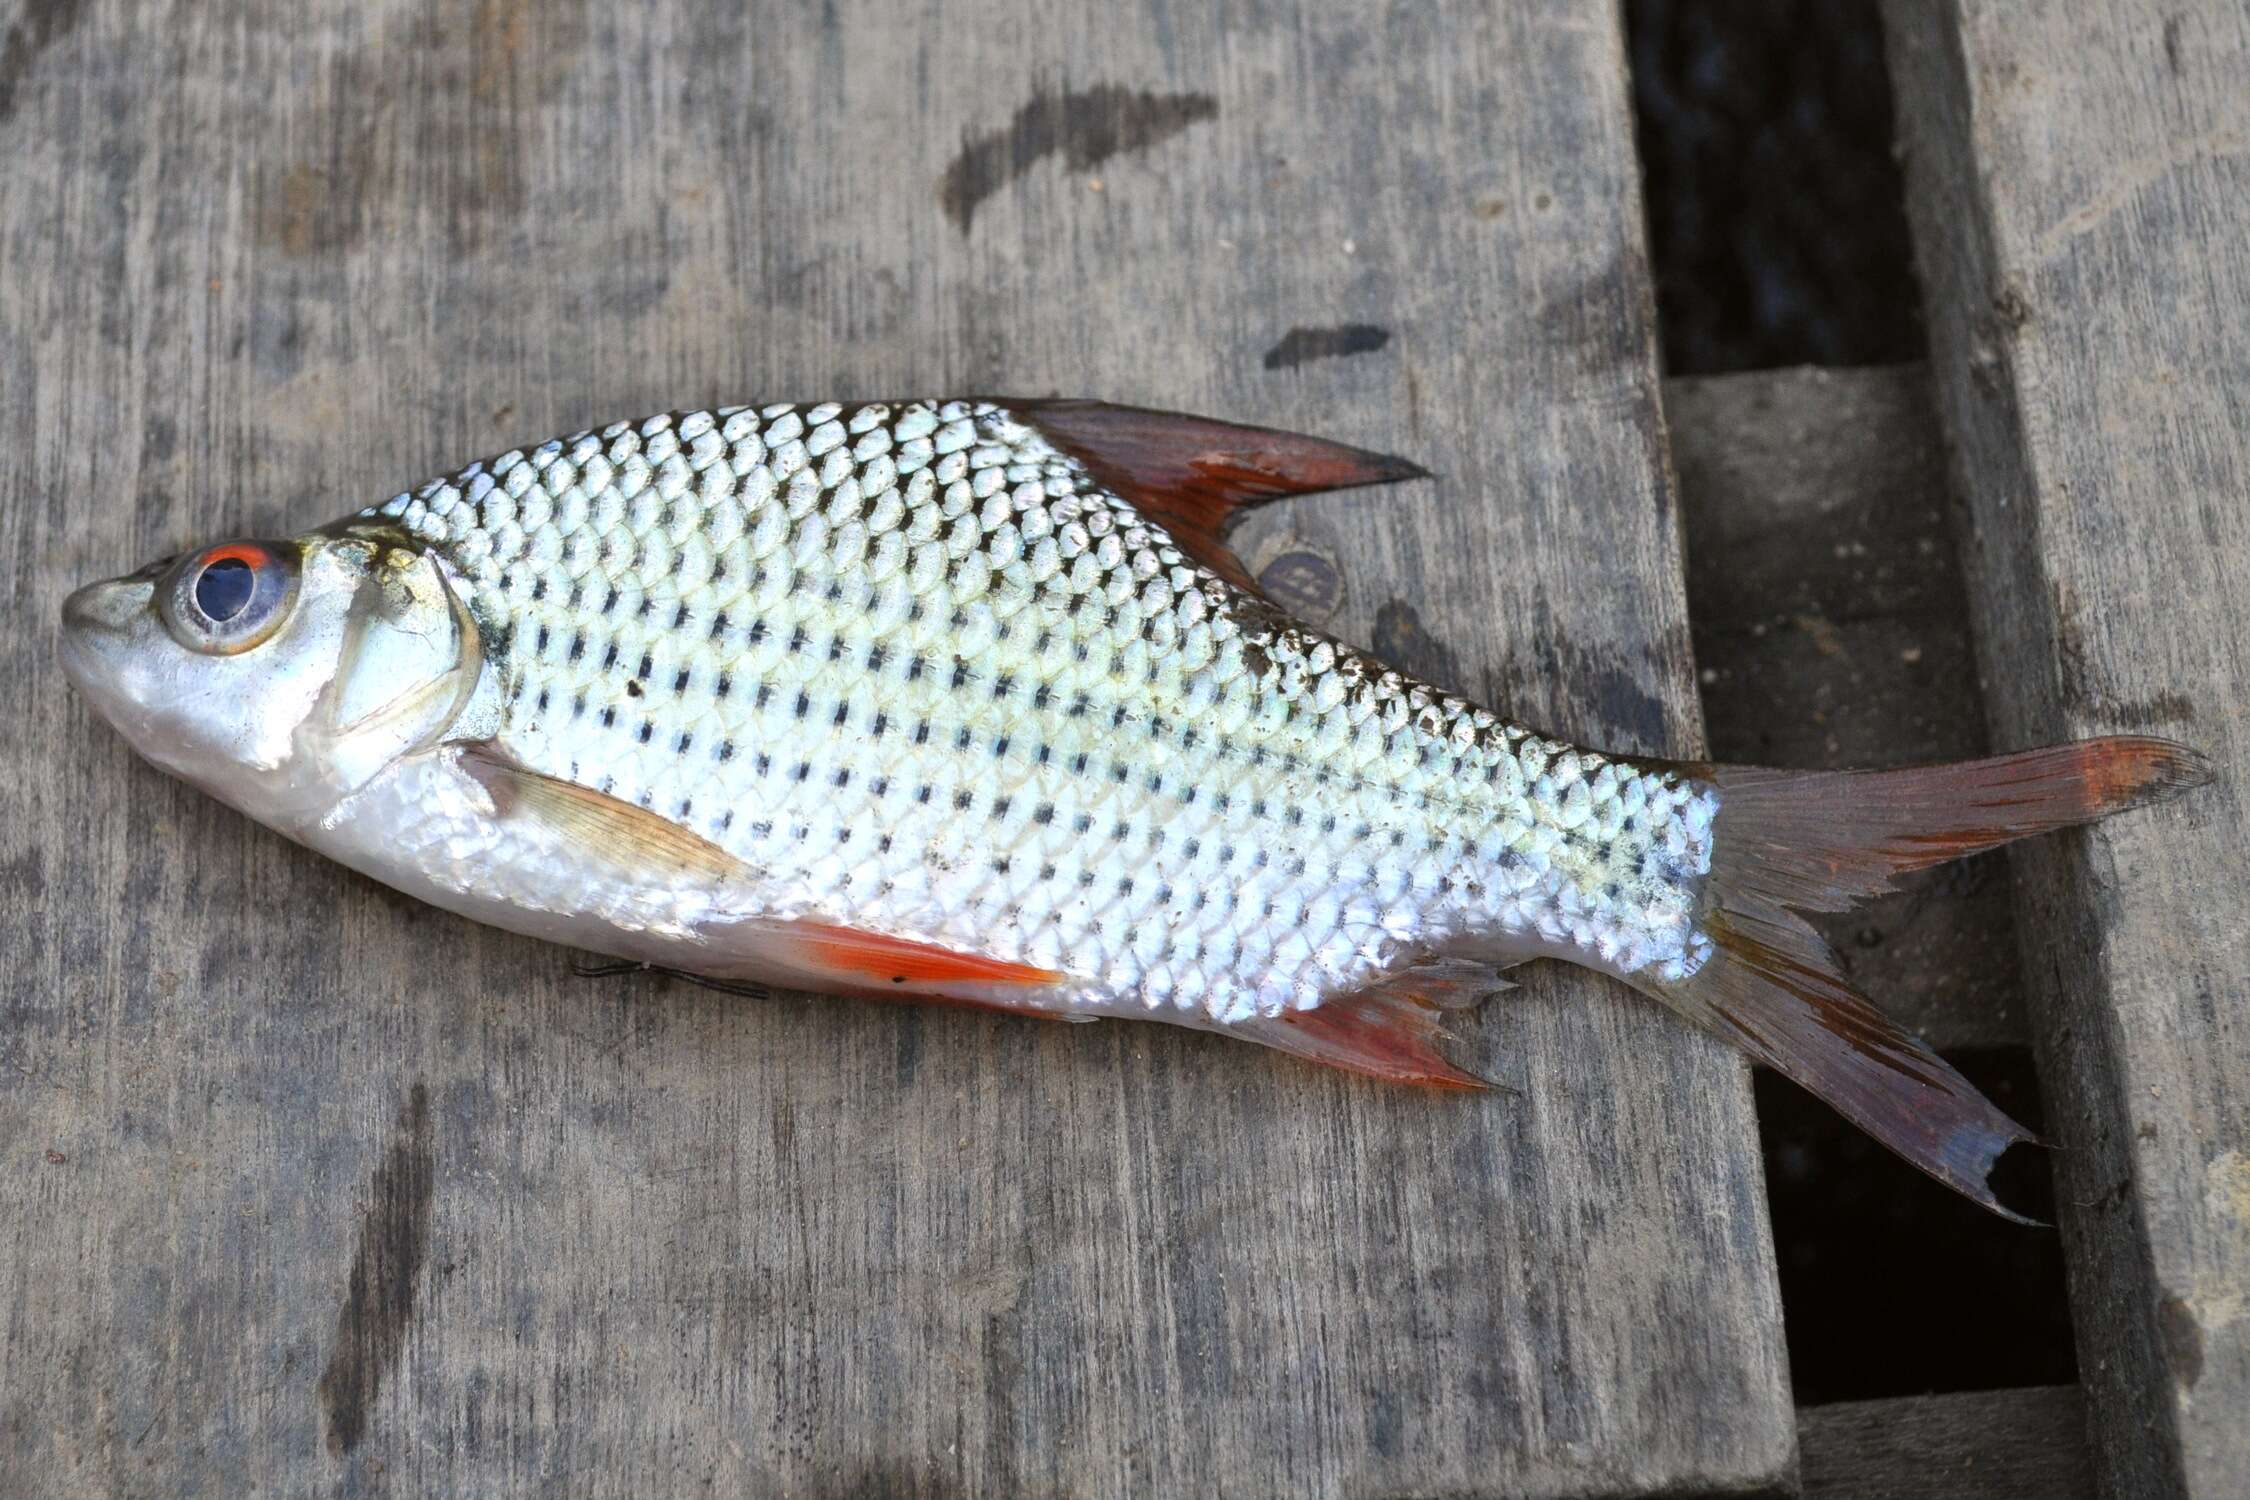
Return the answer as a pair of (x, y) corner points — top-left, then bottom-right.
(1009, 400), (1429, 592)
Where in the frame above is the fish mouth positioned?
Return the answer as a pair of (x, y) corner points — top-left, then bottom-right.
(59, 576), (161, 733)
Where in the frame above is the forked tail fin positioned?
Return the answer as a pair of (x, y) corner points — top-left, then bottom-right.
(1633, 737), (2212, 1220)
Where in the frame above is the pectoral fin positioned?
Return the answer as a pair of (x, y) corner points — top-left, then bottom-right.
(456, 742), (750, 885)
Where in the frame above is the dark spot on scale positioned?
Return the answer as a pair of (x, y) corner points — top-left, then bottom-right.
(1261, 323), (1392, 370)
(626, 680), (644, 698)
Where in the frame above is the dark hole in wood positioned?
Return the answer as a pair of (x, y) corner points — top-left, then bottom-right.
(1755, 1050), (2078, 1404)
(1622, 0), (1926, 375)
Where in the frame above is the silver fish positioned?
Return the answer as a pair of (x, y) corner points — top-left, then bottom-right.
(61, 398), (2209, 1216)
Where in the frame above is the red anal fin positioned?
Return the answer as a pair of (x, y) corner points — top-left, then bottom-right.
(790, 922), (1064, 989)
(704, 917), (1071, 1019)
(1011, 399), (1429, 592)
(1232, 969), (1494, 1090)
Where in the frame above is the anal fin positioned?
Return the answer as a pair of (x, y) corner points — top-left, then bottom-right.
(1233, 965), (1503, 1090)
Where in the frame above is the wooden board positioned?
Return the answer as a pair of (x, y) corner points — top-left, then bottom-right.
(1797, 1386), (2094, 1500)
(0, 1), (1792, 1495)
(1882, 3), (2250, 1494)
(1669, 363), (2030, 1052)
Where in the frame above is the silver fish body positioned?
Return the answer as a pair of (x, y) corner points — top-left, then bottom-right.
(63, 394), (2206, 1212)
(344, 399), (1714, 1025)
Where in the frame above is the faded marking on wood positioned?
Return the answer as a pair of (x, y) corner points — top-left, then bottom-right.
(0, 0), (86, 124)
(1263, 324), (1393, 370)
(940, 83), (1219, 230)
(316, 1081), (434, 1456)
(1884, 1), (2250, 1493)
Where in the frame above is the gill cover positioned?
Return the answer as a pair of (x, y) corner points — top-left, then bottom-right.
(307, 533), (485, 795)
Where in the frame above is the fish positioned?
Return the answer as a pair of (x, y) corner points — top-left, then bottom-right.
(59, 398), (2211, 1218)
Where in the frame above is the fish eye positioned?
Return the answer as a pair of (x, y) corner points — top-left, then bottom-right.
(160, 541), (301, 655)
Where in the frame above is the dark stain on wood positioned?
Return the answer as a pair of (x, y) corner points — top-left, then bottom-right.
(939, 84), (1218, 231)
(1262, 323), (1392, 370)
(0, 0), (86, 123)
(2157, 1294), (2204, 1390)
(2097, 689), (2200, 730)
(254, 0), (583, 257)
(1504, 603), (1675, 751)
(1372, 598), (1463, 694)
(317, 1081), (434, 1456)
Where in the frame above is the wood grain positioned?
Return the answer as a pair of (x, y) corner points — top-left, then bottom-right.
(0, 1), (1792, 1495)
(1797, 1385), (2094, 1500)
(1883, 2), (2250, 1494)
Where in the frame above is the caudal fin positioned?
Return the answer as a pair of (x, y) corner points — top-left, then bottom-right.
(1636, 736), (2211, 1220)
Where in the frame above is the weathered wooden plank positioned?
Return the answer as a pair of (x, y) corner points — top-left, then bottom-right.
(0, 1), (1793, 1495)
(1669, 363), (2030, 1052)
(1797, 1385), (2095, 1500)
(1881, 3), (2250, 1494)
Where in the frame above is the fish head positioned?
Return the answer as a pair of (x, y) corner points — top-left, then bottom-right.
(60, 524), (484, 832)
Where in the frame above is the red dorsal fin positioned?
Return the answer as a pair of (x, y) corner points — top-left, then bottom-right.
(1229, 967), (1500, 1090)
(1009, 400), (1429, 591)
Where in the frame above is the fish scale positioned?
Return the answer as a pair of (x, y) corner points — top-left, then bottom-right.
(366, 399), (1718, 1023)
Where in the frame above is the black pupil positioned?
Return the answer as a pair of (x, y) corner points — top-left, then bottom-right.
(195, 558), (257, 622)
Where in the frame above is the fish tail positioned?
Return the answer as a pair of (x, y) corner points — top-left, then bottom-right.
(1631, 736), (2212, 1220)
